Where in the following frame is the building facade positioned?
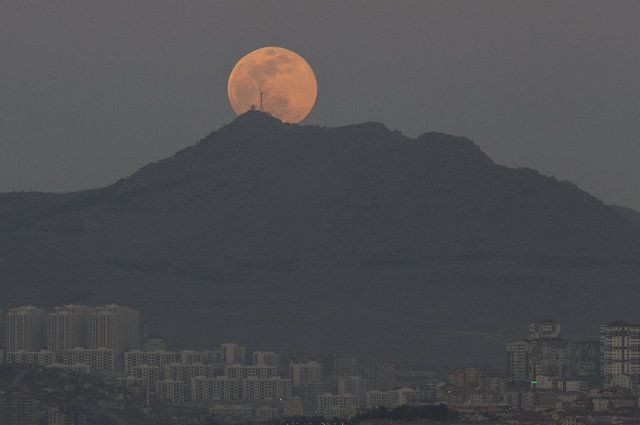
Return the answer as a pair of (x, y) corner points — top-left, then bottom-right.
(47, 305), (88, 353)
(62, 347), (115, 374)
(601, 321), (640, 386)
(88, 305), (140, 355)
(4, 306), (45, 352)
(575, 340), (601, 380)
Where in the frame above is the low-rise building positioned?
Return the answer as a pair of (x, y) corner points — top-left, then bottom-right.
(130, 364), (161, 388)
(62, 347), (115, 374)
(319, 393), (360, 419)
(164, 362), (218, 382)
(124, 350), (177, 375)
(191, 377), (243, 401)
(366, 388), (417, 409)
(225, 364), (277, 379)
(5, 350), (55, 367)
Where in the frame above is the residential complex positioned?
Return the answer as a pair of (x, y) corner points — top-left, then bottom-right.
(2, 306), (640, 424)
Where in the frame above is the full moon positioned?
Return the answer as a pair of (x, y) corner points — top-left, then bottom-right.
(227, 46), (317, 123)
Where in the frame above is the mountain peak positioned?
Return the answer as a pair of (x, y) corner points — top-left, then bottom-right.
(227, 109), (285, 128)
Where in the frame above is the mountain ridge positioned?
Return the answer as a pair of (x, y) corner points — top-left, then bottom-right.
(1, 111), (639, 364)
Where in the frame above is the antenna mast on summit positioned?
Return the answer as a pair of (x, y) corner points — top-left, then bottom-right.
(260, 91), (264, 112)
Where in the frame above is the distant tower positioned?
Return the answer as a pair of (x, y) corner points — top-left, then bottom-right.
(260, 91), (264, 112)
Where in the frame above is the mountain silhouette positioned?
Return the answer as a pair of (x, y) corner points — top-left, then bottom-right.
(2, 110), (640, 364)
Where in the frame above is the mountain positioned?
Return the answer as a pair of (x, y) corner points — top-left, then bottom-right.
(611, 205), (640, 230)
(2, 110), (640, 365)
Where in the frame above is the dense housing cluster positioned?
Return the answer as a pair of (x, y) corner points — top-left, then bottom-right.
(1, 306), (640, 424)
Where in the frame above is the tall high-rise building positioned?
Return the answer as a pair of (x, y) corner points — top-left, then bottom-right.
(47, 305), (89, 353)
(529, 338), (570, 378)
(507, 320), (569, 382)
(506, 340), (531, 383)
(221, 343), (246, 365)
(337, 376), (367, 407)
(601, 321), (640, 386)
(575, 340), (601, 379)
(528, 319), (569, 378)
(88, 305), (140, 355)
(253, 351), (280, 368)
(290, 361), (323, 389)
(4, 306), (45, 351)
(528, 320), (561, 339)
(360, 359), (396, 391)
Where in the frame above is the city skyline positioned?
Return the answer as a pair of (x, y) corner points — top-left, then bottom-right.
(2, 305), (640, 423)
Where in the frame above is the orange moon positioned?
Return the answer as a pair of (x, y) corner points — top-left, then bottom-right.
(227, 46), (317, 123)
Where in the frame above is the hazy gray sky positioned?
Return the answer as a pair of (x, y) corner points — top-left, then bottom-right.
(2, 1), (639, 209)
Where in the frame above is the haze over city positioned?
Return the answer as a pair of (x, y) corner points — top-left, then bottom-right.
(2, 1), (640, 425)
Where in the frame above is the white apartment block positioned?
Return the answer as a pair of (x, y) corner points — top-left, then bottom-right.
(47, 305), (88, 353)
(221, 343), (246, 365)
(252, 351), (280, 367)
(337, 376), (367, 398)
(124, 350), (177, 375)
(164, 362), (218, 381)
(318, 393), (360, 419)
(290, 361), (323, 388)
(366, 388), (416, 409)
(191, 377), (243, 401)
(4, 350), (55, 367)
(88, 305), (140, 355)
(62, 347), (115, 374)
(130, 364), (161, 387)
(601, 321), (640, 385)
(241, 376), (291, 401)
(4, 306), (45, 351)
(225, 364), (277, 379)
(156, 379), (186, 404)
(178, 350), (205, 364)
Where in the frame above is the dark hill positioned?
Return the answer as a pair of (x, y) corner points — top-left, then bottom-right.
(2, 111), (640, 364)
